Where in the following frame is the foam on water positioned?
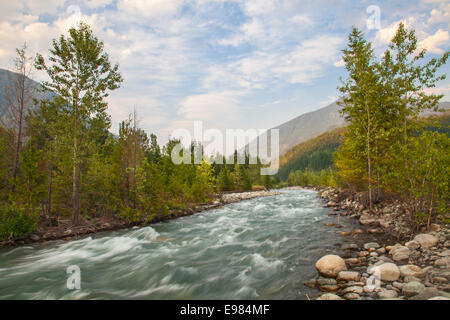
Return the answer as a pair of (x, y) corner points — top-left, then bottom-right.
(0, 188), (360, 300)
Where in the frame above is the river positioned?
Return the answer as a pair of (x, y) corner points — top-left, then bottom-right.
(0, 189), (363, 299)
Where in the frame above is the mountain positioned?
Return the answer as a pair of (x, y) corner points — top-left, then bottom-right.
(248, 100), (450, 160)
(0, 68), (49, 128)
(277, 109), (450, 181)
(273, 101), (345, 156)
(276, 126), (345, 180)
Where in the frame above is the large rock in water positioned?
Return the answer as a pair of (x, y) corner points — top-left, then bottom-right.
(315, 255), (347, 278)
(371, 263), (400, 281)
(413, 234), (439, 248)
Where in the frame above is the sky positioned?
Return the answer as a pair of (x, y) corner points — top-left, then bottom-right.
(0, 0), (449, 145)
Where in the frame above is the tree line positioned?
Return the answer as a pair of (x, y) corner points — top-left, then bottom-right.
(0, 22), (271, 240)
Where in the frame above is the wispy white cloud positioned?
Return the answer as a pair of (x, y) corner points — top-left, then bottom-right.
(0, 0), (449, 144)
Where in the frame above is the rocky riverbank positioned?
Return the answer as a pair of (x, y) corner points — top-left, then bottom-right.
(0, 189), (281, 248)
(304, 187), (449, 300)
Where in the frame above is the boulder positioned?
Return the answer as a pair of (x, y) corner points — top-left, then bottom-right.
(413, 234), (438, 248)
(402, 281), (425, 297)
(371, 262), (400, 281)
(337, 271), (360, 282)
(428, 296), (450, 300)
(399, 265), (425, 279)
(315, 255), (347, 278)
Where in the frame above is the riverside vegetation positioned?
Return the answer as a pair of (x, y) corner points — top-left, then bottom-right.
(0, 22), (274, 243)
(281, 23), (449, 233)
(299, 23), (450, 300)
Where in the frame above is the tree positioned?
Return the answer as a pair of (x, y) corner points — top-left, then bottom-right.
(383, 131), (449, 230)
(1, 43), (36, 192)
(35, 22), (123, 225)
(337, 27), (383, 210)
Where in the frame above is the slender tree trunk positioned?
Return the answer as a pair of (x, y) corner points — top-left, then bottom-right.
(72, 127), (80, 225)
(366, 102), (373, 211)
(11, 73), (26, 193)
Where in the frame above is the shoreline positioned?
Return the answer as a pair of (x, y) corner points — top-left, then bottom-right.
(306, 187), (449, 300)
(0, 190), (281, 248)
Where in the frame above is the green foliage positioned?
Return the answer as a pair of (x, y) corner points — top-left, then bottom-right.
(35, 21), (123, 225)
(333, 23), (449, 228)
(277, 127), (344, 181)
(381, 131), (449, 228)
(0, 203), (38, 240)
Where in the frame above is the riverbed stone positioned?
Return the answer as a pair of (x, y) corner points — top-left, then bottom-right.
(403, 276), (422, 283)
(320, 284), (340, 292)
(408, 287), (441, 300)
(438, 250), (450, 257)
(393, 281), (404, 290)
(391, 246), (411, 261)
(358, 251), (370, 257)
(316, 277), (337, 286)
(377, 289), (398, 299)
(399, 265), (425, 279)
(402, 281), (425, 297)
(343, 293), (361, 300)
(303, 279), (316, 288)
(317, 293), (343, 300)
(315, 255), (347, 278)
(345, 258), (360, 265)
(341, 285), (363, 294)
(337, 271), (360, 282)
(372, 262), (400, 281)
(434, 257), (450, 267)
(405, 240), (421, 250)
(428, 296), (450, 300)
(364, 242), (380, 250)
(359, 214), (377, 226)
(414, 234), (439, 248)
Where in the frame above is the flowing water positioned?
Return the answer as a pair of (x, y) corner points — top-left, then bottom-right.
(0, 189), (362, 300)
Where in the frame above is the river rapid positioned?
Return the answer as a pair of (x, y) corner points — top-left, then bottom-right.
(0, 189), (363, 299)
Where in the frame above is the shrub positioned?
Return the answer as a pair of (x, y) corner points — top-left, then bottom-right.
(0, 203), (38, 240)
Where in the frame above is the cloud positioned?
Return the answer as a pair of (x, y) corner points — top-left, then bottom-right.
(333, 59), (345, 67)
(427, 3), (450, 26)
(82, 0), (114, 9)
(209, 34), (344, 90)
(116, 0), (184, 20)
(177, 91), (243, 125)
(374, 18), (416, 45)
(419, 29), (449, 54)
